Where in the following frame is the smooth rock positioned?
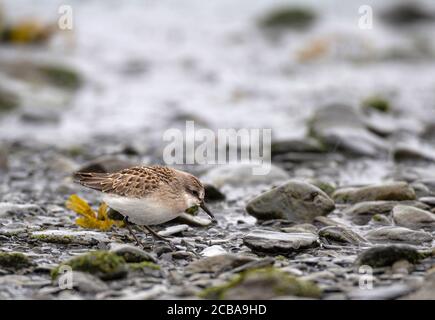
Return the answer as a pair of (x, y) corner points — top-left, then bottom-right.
(281, 223), (317, 235)
(243, 229), (318, 253)
(201, 163), (289, 188)
(200, 245), (227, 257)
(109, 243), (156, 263)
(365, 226), (432, 245)
(393, 143), (435, 162)
(392, 205), (435, 231)
(348, 283), (413, 300)
(246, 180), (335, 222)
(355, 245), (424, 268)
(158, 224), (189, 237)
(309, 104), (388, 156)
(271, 137), (324, 156)
(177, 213), (213, 227)
(200, 267), (321, 299)
(186, 254), (256, 274)
(344, 200), (429, 225)
(69, 271), (109, 293)
(419, 197), (435, 207)
(31, 230), (110, 245)
(333, 182), (416, 204)
(319, 226), (368, 245)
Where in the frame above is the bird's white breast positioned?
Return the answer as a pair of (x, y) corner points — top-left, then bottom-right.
(102, 194), (182, 226)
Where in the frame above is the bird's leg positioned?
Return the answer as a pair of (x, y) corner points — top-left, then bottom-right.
(140, 225), (177, 251)
(123, 216), (145, 248)
(142, 224), (169, 242)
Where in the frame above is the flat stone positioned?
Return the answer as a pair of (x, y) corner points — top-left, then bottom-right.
(158, 224), (189, 237)
(200, 245), (227, 257)
(186, 254), (256, 274)
(243, 229), (318, 253)
(365, 226), (432, 245)
(392, 205), (435, 231)
(344, 200), (429, 225)
(348, 283), (413, 300)
(246, 180), (335, 222)
(319, 226), (368, 245)
(177, 213), (213, 227)
(31, 230), (110, 245)
(333, 182), (416, 204)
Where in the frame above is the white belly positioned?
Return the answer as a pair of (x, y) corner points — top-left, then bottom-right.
(102, 194), (182, 226)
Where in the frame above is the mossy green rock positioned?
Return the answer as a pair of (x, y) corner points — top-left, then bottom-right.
(37, 65), (82, 90)
(200, 267), (321, 299)
(0, 252), (33, 270)
(355, 245), (424, 268)
(363, 96), (390, 113)
(260, 7), (316, 30)
(51, 251), (127, 280)
(0, 88), (19, 112)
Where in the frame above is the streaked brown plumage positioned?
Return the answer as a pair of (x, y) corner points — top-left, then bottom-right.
(74, 165), (215, 247)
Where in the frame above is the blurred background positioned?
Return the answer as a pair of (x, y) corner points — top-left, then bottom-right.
(1, 0), (435, 183)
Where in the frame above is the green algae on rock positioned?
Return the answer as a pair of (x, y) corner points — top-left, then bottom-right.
(37, 64), (82, 90)
(259, 7), (316, 30)
(200, 267), (321, 300)
(0, 87), (19, 112)
(362, 96), (391, 113)
(51, 251), (127, 280)
(0, 252), (34, 270)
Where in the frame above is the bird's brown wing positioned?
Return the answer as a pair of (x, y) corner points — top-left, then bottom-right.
(74, 166), (176, 198)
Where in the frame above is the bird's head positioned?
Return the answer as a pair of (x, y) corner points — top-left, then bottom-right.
(178, 171), (216, 222)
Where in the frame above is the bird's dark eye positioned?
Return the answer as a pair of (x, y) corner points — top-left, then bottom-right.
(189, 189), (199, 198)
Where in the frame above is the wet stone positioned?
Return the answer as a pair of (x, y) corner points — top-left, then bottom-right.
(109, 243), (156, 263)
(31, 230), (110, 245)
(243, 229), (318, 254)
(365, 226), (432, 245)
(319, 226), (368, 245)
(392, 205), (435, 231)
(246, 180), (335, 222)
(186, 254), (256, 275)
(343, 200), (428, 225)
(333, 182), (416, 204)
(355, 245), (424, 268)
(200, 267), (321, 300)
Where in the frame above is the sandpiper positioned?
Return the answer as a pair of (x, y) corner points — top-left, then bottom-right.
(74, 165), (215, 247)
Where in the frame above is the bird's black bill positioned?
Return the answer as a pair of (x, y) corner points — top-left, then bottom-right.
(200, 202), (216, 222)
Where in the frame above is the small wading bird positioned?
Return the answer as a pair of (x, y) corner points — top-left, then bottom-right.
(74, 166), (215, 247)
